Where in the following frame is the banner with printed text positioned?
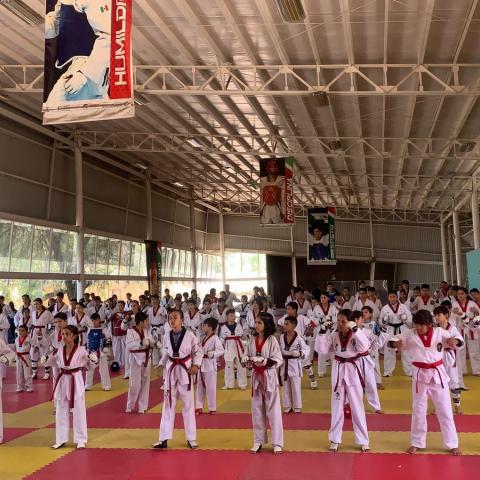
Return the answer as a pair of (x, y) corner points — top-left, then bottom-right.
(43, 0), (134, 125)
(259, 157), (295, 226)
(307, 207), (336, 265)
(145, 240), (162, 296)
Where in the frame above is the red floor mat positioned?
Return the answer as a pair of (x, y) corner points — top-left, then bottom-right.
(25, 449), (478, 480)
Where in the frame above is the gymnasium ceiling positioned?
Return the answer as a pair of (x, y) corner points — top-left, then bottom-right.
(1, 0), (480, 224)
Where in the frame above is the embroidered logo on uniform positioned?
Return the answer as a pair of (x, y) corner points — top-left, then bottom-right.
(100, 4), (109, 12)
(437, 343), (443, 352)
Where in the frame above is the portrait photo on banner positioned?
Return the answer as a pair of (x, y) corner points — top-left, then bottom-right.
(259, 157), (294, 226)
(42, 0), (134, 125)
(307, 207), (336, 265)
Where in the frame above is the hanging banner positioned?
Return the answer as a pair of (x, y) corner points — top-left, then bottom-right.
(259, 157), (295, 225)
(307, 207), (337, 265)
(42, 0), (134, 125)
(145, 240), (162, 296)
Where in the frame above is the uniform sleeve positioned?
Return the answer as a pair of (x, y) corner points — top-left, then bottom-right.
(352, 328), (370, 352)
(191, 334), (203, 367)
(298, 336), (310, 359)
(125, 330), (140, 351)
(267, 337), (283, 369)
(440, 327), (462, 349)
(213, 337), (225, 359)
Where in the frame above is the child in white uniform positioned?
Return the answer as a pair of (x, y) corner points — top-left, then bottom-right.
(154, 310), (203, 450)
(389, 310), (462, 455)
(316, 309), (371, 452)
(15, 325), (33, 392)
(279, 316), (309, 413)
(30, 298), (54, 380)
(44, 325), (97, 450)
(434, 305), (464, 414)
(352, 310), (384, 413)
(126, 312), (154, 414)
(195, 317), (224, 414)
(85, 313), (112, 392)
(241, 312), (283, 454)
(219, 309), (247, 390)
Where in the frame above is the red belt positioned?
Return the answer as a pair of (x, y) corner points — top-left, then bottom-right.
(355, 351), (370, 380)
(166, 355), (191, 404)
(51, 367), (83, 409)
(251, 364), (268, 398)
(129, 347), (150, 367)
(226, 336), (244, 359)
(333, 355), (365, 392)
(412, 360), (444, 393)
(16, 351), (30, 367)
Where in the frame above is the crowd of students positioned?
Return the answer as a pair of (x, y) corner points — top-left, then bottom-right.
(0, 279), (478, 456)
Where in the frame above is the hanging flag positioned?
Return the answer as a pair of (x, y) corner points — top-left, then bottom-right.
(145, 240), (162, 296)
(259, 157), (295, 226)
(42, 0), (134, 125)
(307, 207), (337, 265)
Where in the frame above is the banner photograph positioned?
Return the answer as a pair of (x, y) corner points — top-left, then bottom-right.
(145, 240), (162, 296)
(259, 157), (294, 226)
(307, 207), (337, 265)
(42, 0), (134, 125)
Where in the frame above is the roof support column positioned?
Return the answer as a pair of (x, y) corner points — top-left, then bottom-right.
(440, 219), (449, 282)
(290, 225), (297, 287)
(453, 209), (463, 285)
(190, 188), (197, 290)
(219, 207), (226, 287)
(74, 138), (85, 299)
(472, 190), (480, 250)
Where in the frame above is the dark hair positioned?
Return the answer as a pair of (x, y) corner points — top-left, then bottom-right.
(118, 300), (125, 306)
(401, 280), (410, 285)
(337, 309), (353, 322)
(367, 287), (376, 293)
(421, 284), (430, 290)
(413, 286), (421, 292)
(256, 312), (276, 337)
(470, 288), (479, 294)
(457, 287), (468, 294)
(203, 317), (218, 331)
(91, 313), (101, 321)
(34, 298), (42, 304)
(169, 308), (184, 320)
(150, 294), (159, 300)
(18, 324), (28, 331)
(320, 291), (329, 298)
(412, 309), (433, 326)
(433, 305), (449, 317)
(57, 292), (64, 299)
(295, 287), (304, 294)
(64, 325), (80, 344)
(287, 301), (298, 311)
(361, 305), (373, 314)
(226, 308), (235, 317)
(440, 299), (452, 309)
(54, 312), (67, 321)
(358, 288), (366, 294)
(352, 310), (363, 321)
(388, 290), (398, 296)
(135, 311), (148, 325)
(284, 315), (298, 326)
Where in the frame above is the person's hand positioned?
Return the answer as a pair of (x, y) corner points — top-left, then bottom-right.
(88, 352), (98, 364)
(291, 350), (301, 358)
(452, 308), (461, 316)
(64, 71), (87, 95)
(0, 355), (9, 365)
(102, 346), (111, 354)
(446, 338), (459, 348)
(207, 351), (214, 359)
(240, 355), (250, 367)
(142, 337), (150, 347)
(40, 355), (48, 365)
(189, 365), (199, 375)
(347, 321), (358, 332)
(393, 339), (404, 350)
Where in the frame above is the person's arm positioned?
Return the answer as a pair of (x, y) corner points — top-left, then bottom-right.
(45, 1), (62, 39)
(266, 337), (283, 368)
(211, 337), (225, 359)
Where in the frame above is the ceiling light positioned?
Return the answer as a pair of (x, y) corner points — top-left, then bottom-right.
(312, 91), (329, 107)
(134, 93), (149, 106)
(173, 181), (185, 188)
(328, 140), (342, 151)
(459, 142), (475, 153)
(0, 0), (43, 26)
(275, 0), (305, 23)
(134, 163), (148, 170)
(187, 138), (202, 148)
